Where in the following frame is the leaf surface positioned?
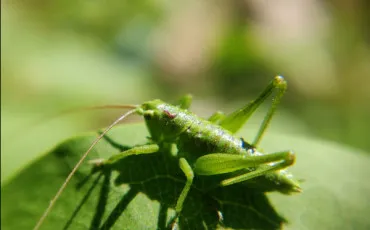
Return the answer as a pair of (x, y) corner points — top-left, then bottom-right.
(2, 123), (370, 230)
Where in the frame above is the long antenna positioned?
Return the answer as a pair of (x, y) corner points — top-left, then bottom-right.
(58, 104), (138, 114)
(35, 104), (138, 127)
(33, 108), (138, 230)
(11, 104), (138, 142)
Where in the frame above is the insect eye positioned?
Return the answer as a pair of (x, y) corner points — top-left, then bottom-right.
(163, 110), (177, 119)
(144, 110), (154, 119)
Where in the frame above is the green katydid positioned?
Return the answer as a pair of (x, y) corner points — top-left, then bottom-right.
(34, 75), (301, 230)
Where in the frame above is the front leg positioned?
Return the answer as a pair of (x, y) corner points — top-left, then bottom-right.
(170, 158), (194, 229)
(89, 144), (159, 166)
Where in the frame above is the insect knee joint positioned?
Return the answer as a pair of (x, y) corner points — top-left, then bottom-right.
(179, 158), (194, 181)
(273, 75), (287, 88)
(286, 151), (296, 165)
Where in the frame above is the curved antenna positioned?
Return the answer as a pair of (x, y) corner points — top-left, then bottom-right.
(10, 104), (138, 142)
(58, 104), (138, 114)
(33, 108), (138, 230)
(36, 104), (138, 127)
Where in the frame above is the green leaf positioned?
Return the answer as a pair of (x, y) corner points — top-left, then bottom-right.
(2, 123), (370, 230)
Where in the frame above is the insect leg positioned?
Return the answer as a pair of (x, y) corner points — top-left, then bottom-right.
(220, 152), (294, 187)
(169, 158), (194, 229)
(252, 76), (287, 146)
(175, 94), (193, 110)
(208, 111), (225, 124)
(194, 150), (294, 179)
(90, 144), (159, 166)
(175, 158), (194, 213)
(219, 76), (287, 143)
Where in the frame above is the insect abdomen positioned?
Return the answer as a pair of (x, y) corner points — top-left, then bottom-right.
(152, 102), (247, 157)
(176, 116), (246, 157)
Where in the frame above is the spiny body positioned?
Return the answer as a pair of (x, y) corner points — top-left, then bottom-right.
(138, 99), (301, 194)
(141, 100), (244, 156)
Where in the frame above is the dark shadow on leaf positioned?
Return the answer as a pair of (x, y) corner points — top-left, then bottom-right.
(99, 188), (139, 230)
(1, 130), (286, 230)
(89, 170), (111, 230)
(99, 131), (132, 152)
(63, 173), (103, 230)
(89, 133), (287, 229)
(157, 203), (169, 230)
(76, 171), (94, 190)
(111, 152), (286, 230)
(4, 124), (370, 230)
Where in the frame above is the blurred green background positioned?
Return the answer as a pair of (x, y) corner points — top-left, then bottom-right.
(2, 0), (370, 183)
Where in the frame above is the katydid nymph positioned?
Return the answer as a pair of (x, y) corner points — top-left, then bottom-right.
(34, 75), (302, 230)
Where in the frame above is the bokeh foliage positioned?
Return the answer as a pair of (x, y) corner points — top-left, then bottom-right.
(2, 2), (370, 228)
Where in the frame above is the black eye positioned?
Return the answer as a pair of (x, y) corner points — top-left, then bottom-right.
(144, 111), (154, 120)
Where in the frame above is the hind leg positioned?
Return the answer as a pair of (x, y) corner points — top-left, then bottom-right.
(219, 76), (287, 146)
